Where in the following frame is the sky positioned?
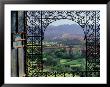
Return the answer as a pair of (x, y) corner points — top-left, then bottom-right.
(49, 19), (78, 26)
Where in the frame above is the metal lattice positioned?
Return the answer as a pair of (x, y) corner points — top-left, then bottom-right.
(25, 11), (100, 77)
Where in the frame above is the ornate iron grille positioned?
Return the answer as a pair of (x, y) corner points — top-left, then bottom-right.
(11, 10), (100, 77)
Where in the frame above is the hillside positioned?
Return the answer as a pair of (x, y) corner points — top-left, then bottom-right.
(44, 24), (85, 42)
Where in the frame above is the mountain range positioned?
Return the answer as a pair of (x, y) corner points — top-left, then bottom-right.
(44, 24), (85, 41)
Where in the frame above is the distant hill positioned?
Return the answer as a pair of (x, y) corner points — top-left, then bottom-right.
(44, 24), (85, 42)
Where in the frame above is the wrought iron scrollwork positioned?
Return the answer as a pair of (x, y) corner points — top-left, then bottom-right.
(25, 10), (100, 77)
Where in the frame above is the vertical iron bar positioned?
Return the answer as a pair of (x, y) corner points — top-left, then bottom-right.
(95, 11), (97, 73)
(16, 48), (19, 77)
(16, 11), (18, 33)
(32, 13), (33, 76)
(85, 11), (87, 77)
(41, 11), (43, 72)
(11, 12), (13, 49)
(11, 33), (13, 49)
(16, 11), (19, 76)
(24, 11), (27, 76)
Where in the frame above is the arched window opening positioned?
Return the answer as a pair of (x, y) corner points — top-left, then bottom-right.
(43, 19), (86, 74)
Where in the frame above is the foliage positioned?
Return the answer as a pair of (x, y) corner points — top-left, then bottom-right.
(43, 48), (86, 73)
